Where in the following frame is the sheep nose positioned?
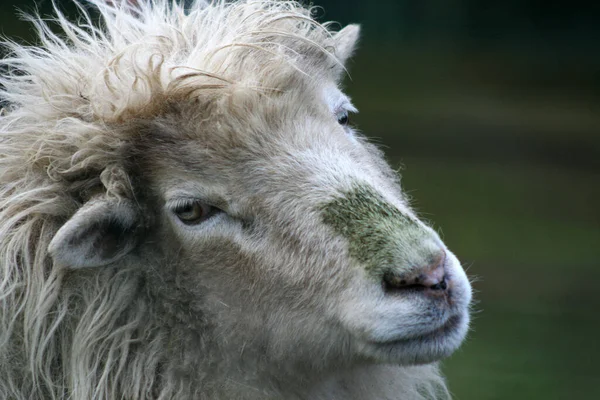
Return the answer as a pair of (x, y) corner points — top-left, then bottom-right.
(382, 249), (448, 294)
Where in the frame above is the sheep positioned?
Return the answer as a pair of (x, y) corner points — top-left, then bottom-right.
(0, 1), (472, 399)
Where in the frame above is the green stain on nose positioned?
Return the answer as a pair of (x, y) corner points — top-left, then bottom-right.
(320, 184), (424, 275)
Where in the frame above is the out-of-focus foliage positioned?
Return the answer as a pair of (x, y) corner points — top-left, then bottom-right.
(1, 1), (598, 399)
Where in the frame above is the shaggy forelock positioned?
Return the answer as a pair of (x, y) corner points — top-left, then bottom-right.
(1, 0), (341, 124)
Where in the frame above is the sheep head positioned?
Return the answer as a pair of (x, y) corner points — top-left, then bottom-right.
(45, 18), (470, 369)
(1, 1), (471, 398)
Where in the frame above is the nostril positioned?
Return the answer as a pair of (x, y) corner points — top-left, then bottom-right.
(382, 249), (449, 294)
(383, 271), (448, 294)
(429, 277), (448, 291)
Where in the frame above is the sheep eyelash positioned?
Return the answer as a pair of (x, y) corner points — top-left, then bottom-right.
(166, 195), (227, 211)
(167, 198), (199, 212)
(333, 102), (357, 116)
(166, 198), (194, 213)
(166, 198), (216, 218)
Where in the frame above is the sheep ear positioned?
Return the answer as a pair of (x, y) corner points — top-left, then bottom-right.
(334, 24), (360, 65)
(48, 198), (140, 268)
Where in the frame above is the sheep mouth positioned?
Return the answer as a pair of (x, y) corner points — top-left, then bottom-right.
(360, 312), (467, 365)
(411, 313), (462, 342)
(372, 313), (464, 347)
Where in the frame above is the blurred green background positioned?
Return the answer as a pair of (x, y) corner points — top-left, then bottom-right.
(1, 1), (599, 399)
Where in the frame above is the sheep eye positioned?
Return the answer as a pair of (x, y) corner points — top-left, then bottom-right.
(173, 201), (219, 225)
(337, 110), (349, 126)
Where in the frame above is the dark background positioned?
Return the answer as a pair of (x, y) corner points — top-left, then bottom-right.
(1, 1), (599, 399)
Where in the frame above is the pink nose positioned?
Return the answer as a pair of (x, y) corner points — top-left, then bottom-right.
(382, 249), (448, 293)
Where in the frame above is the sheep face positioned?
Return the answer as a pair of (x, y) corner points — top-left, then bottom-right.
(42, 8), (472, 386)
(50, 84), (471, 375)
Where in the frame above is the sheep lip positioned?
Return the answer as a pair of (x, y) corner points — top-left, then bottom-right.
(371, 313), (463, 346)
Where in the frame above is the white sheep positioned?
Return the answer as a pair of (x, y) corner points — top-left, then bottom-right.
(0, 1), (472, 399)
